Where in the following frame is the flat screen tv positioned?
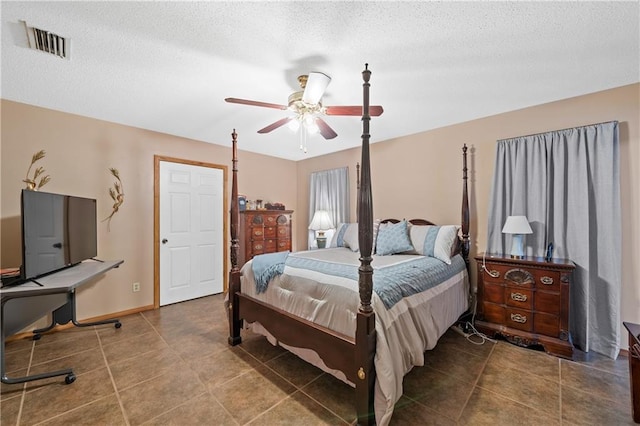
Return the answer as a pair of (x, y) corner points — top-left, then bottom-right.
(20, 189), (97, 282)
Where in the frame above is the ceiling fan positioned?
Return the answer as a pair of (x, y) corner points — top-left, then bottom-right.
(225, 72), (384, 140)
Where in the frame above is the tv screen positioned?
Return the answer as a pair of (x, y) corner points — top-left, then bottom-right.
(21, 190), (97, 281)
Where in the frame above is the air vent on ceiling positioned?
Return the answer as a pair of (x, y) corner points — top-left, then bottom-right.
(21, 20), (70, 60)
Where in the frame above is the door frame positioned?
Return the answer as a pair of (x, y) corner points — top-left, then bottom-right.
(153, 155), (228, 309)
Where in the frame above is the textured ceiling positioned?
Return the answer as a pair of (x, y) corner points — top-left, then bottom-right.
(1, 1), (639, 161)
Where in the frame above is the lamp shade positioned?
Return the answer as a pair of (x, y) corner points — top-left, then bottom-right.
(502, 215), (532, 259)
(501, 215), (533, 234)
(308, 210), (334, 231)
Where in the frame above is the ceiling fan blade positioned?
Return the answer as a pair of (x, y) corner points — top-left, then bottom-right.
(302, 72), (331, 105)
(324, 105), (384, 116)
(225, 98), (288, 110)
(315, 118), (338, 140)
(257, 117), (293, 134)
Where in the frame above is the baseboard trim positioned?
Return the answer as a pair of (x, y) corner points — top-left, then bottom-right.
(6, 304), (156, 343)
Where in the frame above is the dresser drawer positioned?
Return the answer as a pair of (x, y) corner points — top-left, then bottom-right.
(534, 312), (560, 337)
(505, 308), (533, 332)
(264, 226), (276, 238)
(503, 268), (535, 289)
(534, 290), (561, 315)
(482, 302), (504, 324)
(480, 263), (515, 284)
(483, 283), (504, 304)
(265, 215), (277, 225)
(504, 287), (533, 310)
(533, 270), (561, 292)
(277, 226), (290, 238)
(251, 227), (265, 239)
(251, 241), (265, 254)
(265, 239), (277, 252)
(277, 240), (290, 251)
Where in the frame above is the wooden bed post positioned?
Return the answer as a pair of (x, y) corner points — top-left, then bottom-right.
(355, 64), (376, 426)
(228, 129), (242, 346)
(461, 144), (470, 269)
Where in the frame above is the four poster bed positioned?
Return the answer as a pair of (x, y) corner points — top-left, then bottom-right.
(227, 65), (471, 425)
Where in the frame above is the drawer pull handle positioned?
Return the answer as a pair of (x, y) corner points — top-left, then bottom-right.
(511, 292), (528, 302)
(487, 269), (500, 278)
(267, 217), (275, 222)
(254, 244), (263, 250)
(254, 231), (263, 236)
(541, 276), (554, 285)
(510, 313), (527, 324)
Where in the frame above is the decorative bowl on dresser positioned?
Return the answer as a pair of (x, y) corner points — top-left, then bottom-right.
(239, 210), (293, 266)
(474, 253), (576, 359)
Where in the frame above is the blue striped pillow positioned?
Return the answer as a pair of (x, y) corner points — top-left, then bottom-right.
(375, 220), (413, 256)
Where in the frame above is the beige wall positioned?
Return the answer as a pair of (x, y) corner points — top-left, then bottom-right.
(296, 83), (640, 327)
(1, 100), (298, 325)
(2, 83), (638, 333)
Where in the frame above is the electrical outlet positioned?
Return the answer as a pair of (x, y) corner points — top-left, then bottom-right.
(132, 282), (140, 292)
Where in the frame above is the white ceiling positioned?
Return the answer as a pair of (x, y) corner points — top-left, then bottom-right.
(1, 1), (639, 161)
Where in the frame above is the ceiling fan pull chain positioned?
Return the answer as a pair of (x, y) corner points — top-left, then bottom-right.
(300, 126), (308, 153)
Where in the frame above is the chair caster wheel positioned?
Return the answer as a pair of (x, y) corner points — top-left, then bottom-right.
(115, 322), (122, 329)
(65, 373), (76, 384)
(33, 334), (41, 341)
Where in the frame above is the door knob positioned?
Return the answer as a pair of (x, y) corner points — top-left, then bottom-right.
(162, 238), (168, 244)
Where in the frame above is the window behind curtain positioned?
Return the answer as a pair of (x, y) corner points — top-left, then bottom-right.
(308, 167), (350, 249)
(486, 121), (621, 358)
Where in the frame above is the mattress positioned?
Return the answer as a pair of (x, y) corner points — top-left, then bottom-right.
(240, 248), (469, 425)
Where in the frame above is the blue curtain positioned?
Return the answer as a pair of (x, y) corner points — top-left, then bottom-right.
(308, 167), (350, 249)
(487, 121), (621, 358)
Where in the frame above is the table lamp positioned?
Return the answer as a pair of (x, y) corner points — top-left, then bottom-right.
(309, 210), (334, 248)
(502, 215), (533, 259)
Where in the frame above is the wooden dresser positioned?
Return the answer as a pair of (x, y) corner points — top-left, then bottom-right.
(239, 210), (293, 266)
(474, 253), (575, 359)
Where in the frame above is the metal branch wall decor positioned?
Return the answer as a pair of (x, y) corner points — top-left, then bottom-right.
(102, 167), (124, 231)
(23, 150), (51, 190)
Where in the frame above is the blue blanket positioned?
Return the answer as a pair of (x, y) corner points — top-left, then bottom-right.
(251, 251), (290, 293)
(285, 254), (467, 309)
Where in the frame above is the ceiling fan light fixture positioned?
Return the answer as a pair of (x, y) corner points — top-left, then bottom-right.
(287, 117), (300, 131)
(302, 72), (331, 105)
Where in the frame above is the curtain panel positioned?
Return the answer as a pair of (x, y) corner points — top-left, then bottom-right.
(308, 167), (350, 249)
(486, 121), (621, 358)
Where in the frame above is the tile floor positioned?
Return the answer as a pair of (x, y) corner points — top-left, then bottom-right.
(0, 293), (634, 425)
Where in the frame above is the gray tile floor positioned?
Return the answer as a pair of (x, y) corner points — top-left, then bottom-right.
(1, 293), (634, 425)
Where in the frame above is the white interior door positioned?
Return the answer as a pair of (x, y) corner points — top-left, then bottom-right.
(159, 161), (224, 306)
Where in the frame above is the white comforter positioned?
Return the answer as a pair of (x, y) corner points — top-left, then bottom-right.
(240, 248), (469, 425)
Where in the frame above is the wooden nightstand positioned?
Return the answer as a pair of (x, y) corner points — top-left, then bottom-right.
(623, 322), (640, 423)
(474, 253), (575, 359)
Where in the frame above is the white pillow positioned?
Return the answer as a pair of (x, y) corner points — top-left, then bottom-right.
(343, 223), (359, 252)
(409, 225), (459, 264)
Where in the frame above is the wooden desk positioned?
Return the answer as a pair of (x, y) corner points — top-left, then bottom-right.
(1, 259), (123, 385)
(624, 322), (640, 423)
